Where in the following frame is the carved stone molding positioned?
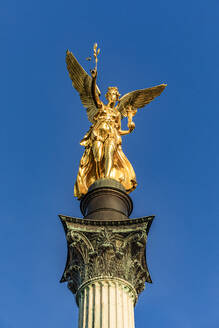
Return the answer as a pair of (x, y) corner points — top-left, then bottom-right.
(60, 216), (154, 298)
(76, 276), (137, 305)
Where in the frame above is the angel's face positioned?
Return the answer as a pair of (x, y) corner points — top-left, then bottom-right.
(105, 87), (120, 103)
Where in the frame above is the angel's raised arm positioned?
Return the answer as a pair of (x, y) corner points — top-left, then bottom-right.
(66, 50), (101, 124)
(90, 68), (102, 109)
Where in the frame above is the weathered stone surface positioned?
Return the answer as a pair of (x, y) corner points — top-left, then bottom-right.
(77, 277), (136, 328)
(60, 216), (154, 297)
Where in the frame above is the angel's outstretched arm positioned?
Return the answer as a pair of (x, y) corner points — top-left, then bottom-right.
(119, 128), (134, 136)
(90, 68), (102, 108)
(118, 116), (135, 135)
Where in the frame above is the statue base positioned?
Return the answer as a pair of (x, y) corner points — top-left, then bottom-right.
(80, 179), (133, 221)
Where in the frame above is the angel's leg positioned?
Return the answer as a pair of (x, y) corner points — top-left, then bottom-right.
(92, 140), (104, 179)
(104, 138), (116, 178)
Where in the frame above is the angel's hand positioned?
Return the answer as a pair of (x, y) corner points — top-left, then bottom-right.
(128, 122), (135, 132)
(90, 68), (97, 78)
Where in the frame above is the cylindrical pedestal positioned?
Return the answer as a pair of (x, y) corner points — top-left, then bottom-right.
(80, 179), (133, 220)
(76, 277), (137, 328)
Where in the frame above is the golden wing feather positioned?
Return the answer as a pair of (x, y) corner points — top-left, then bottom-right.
(117, 84), (167, 117)
(66, 50), (100, 123)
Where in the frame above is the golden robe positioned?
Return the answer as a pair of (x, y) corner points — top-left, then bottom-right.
(74, 107), (137, 199)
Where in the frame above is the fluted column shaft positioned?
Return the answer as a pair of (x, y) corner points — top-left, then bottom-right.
(76, 277), (137, 328)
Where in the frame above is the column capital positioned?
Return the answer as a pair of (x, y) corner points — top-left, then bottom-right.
(59, 215), (154, 300)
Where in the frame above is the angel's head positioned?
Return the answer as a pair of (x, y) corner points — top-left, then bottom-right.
(105, 87), (120, 103)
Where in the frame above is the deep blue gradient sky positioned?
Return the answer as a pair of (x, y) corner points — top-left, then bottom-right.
(1, 0), (219, 327)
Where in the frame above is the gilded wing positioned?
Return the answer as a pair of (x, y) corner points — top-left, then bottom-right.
(117, 84), (167, 118)
(66, 50), (100, 123)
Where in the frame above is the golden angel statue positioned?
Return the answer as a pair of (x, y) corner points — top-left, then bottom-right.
(66, 43), (166, 199)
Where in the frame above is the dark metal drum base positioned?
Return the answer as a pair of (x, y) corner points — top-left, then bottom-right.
(80, 178), (133, 220)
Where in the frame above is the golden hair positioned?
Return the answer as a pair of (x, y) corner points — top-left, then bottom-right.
(105, 87), (121, 100)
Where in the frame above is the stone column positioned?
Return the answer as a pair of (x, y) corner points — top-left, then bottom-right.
(77, 277), (136, 328)
(60, 179), (154, 327)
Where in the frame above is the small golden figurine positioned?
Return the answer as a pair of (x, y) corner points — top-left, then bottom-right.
(66, 43), (166, 199)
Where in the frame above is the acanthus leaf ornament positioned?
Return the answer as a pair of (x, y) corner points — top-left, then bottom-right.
(60, 216), (153, 296)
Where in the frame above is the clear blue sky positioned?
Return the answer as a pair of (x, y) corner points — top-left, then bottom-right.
(1, 0), (219, 327)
